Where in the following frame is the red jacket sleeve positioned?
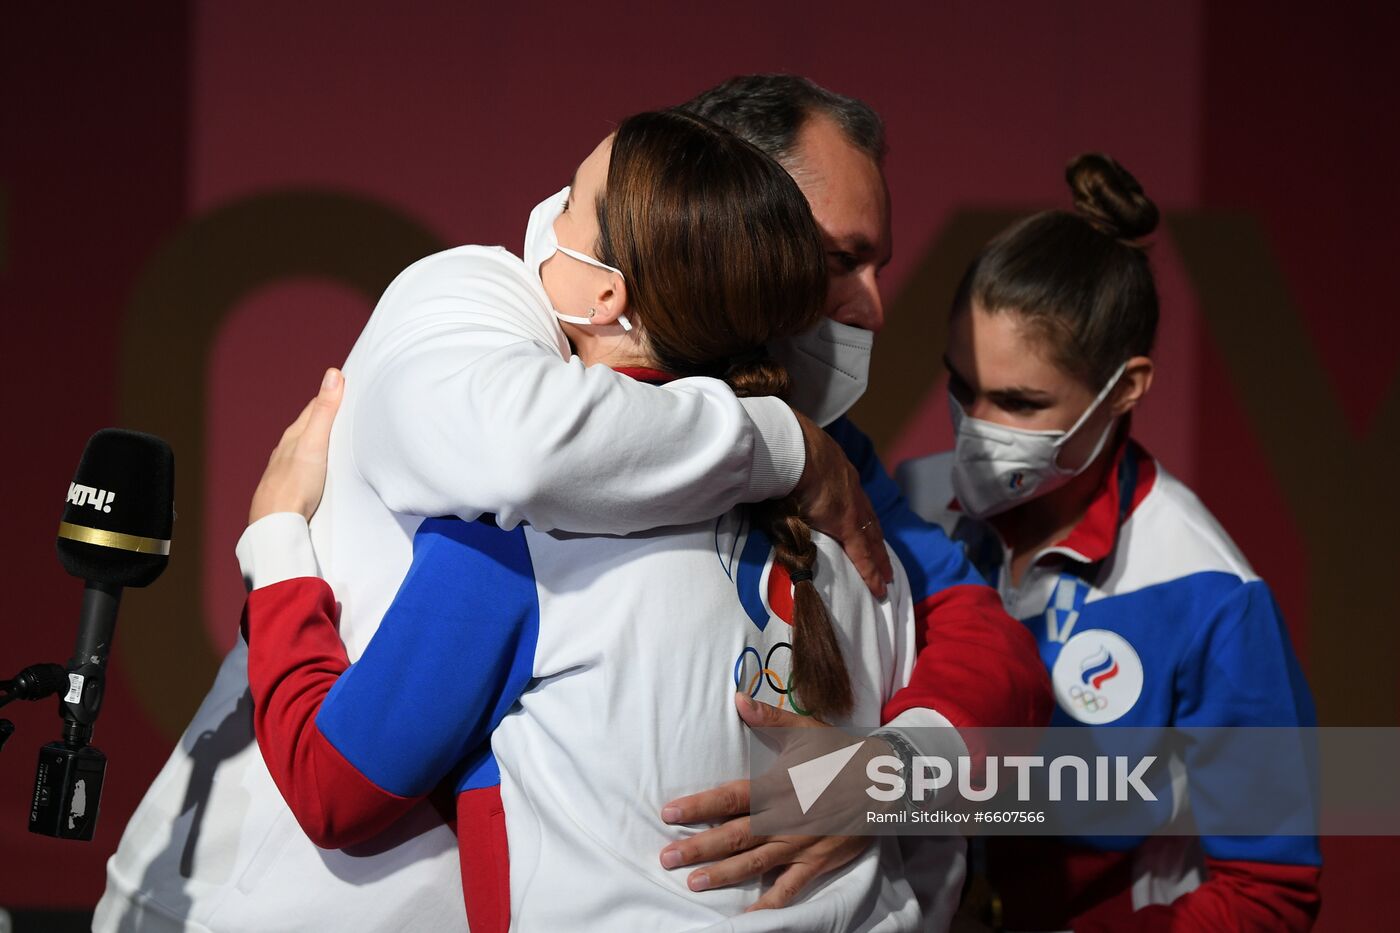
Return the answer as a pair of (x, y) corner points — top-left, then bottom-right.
(243, 577), (419, 848)
(1075, 857), (1321, 932)
(881, 583), (1054, 738)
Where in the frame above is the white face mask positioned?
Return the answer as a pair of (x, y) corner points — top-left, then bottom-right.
(522, 186), (632, 332)
(950, 362), (1127, 518)
(769, 318), (874, 427)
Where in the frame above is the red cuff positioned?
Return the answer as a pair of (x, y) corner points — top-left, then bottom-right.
(245, 578), (419, 848)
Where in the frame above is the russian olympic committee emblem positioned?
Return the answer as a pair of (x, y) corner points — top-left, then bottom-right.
(1051, 630), (1144, 724)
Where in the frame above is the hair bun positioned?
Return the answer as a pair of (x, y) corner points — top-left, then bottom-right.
(724, 353), (790, 399)
(1066, 153), (1159, 243)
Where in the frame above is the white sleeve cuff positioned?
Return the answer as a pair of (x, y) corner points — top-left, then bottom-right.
(738, 396), (804, 499)
(881, 707), (970, 763)
(235, 513), (320, 591)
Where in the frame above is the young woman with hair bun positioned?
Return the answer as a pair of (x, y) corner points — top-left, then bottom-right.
(897, 153), (1321, 931)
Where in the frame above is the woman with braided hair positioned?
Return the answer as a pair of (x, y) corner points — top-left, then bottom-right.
(234, 109), (961, 932)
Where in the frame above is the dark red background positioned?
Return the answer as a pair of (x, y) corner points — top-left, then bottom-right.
(1, 2), (1396, 926)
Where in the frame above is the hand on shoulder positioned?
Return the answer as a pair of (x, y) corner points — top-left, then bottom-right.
(249, 369), (344, 525)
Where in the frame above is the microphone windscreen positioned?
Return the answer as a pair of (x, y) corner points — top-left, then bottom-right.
(56, 429), (174, 587)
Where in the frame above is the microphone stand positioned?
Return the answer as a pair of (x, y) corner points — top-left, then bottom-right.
(0, 662), (67, 752)
(0, 658), (108, 840)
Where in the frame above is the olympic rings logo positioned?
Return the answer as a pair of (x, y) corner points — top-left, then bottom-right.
(733, 642), (810, 716)
(1068, 684), (1109, 713)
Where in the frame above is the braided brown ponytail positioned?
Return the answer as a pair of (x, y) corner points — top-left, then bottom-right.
(728, 357), (855, 722)
(592, 108), (846, 717)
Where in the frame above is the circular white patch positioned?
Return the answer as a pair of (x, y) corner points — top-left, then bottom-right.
(1051, 630), (1144, 725)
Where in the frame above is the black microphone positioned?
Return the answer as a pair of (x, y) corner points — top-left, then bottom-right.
(29, 429), (174, 841)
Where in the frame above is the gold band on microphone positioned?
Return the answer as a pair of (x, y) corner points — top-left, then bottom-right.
(57, 521), (171, 556)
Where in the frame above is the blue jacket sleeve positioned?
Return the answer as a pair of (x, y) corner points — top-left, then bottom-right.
(1175, 579), (1320, 866)
(314, 517), (540, 798)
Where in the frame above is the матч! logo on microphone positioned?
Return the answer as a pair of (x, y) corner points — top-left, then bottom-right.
(67, 482), (116, 514)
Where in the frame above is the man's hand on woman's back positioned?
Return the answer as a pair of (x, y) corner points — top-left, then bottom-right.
(791, 411), (892, 598)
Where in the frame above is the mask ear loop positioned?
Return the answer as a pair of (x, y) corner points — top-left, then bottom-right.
(1050, 361), (1130, 472)
(1057, 362), (1129, 442)
(549, 308), (633, 331)
(553, 309), (600, 327)
(552, 246), (633, 332)
(556, 245), (622, 274)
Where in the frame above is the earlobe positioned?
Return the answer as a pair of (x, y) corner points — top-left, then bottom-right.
(590, 274), (632, 330)
(1113, 356), (1155, 415)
